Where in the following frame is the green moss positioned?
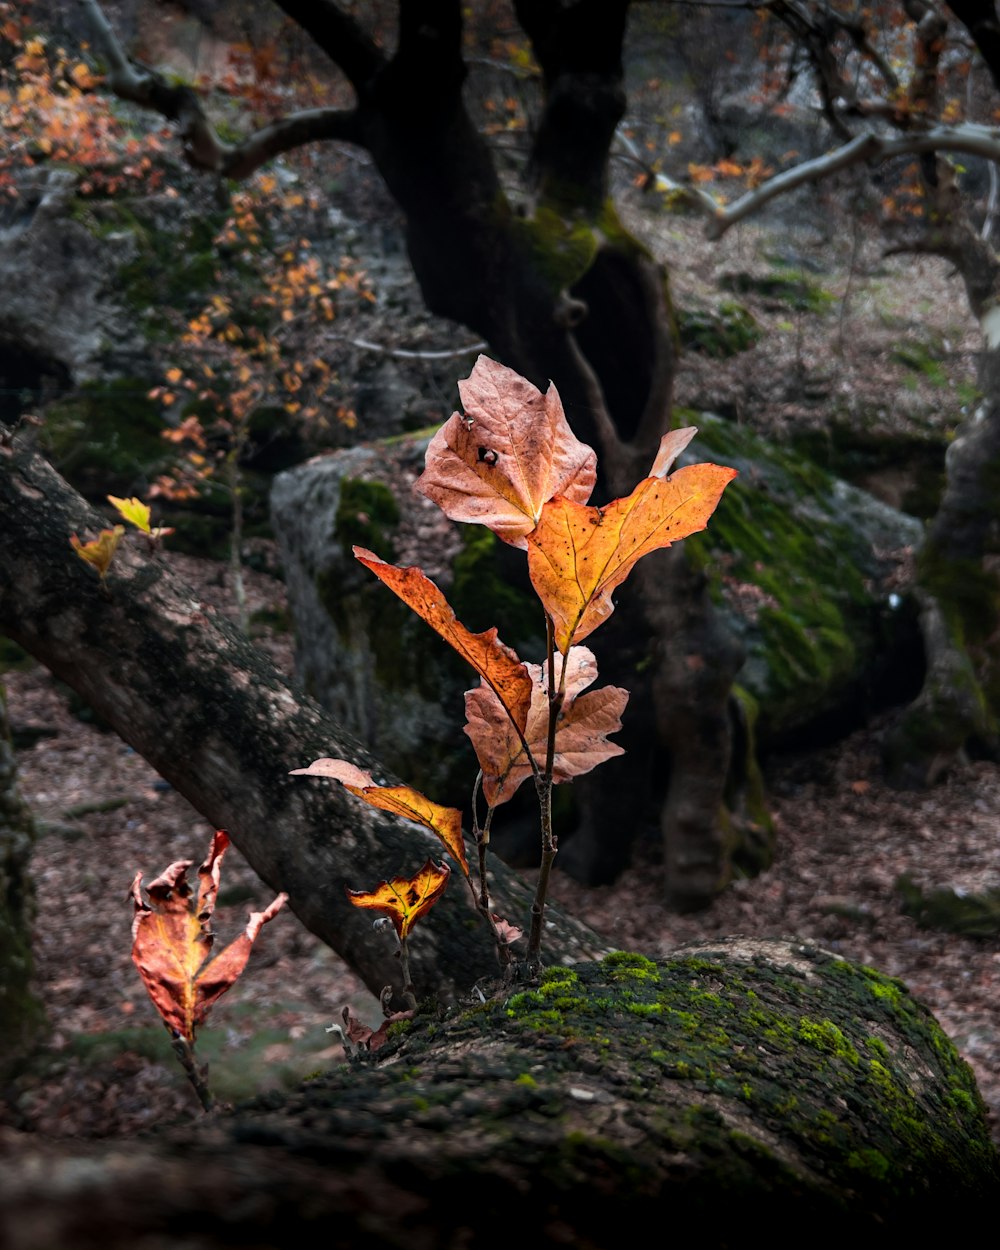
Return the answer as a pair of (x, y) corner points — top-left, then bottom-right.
(897, 874), (1000, 938)
(334, 478), (400, 560)
(722, 268), (835, 314)
(512, 205), (600, 293)
(602, 952), (658, 973)
(684, 415), (906, 739)
(677, 300), (760, 358)
(445, 949), (998, 1207)
(892, 340), (949, 388)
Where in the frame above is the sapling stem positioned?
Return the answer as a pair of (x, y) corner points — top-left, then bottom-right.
(526, 616), (563, 969)
(397, 937), (418, 1011)
(171, 1034), (213, 1113)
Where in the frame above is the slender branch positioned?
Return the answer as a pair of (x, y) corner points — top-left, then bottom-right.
(526, 616), (561, 970)
(706, 125), (1000, 240)
(324, 334), (487, 360)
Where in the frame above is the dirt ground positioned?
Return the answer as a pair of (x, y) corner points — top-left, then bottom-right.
(3, 542), (999, 1145)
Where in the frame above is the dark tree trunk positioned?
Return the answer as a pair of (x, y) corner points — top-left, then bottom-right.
(883, 159), (1000, 783)
(0, 940), (995, 1247)
(0, 426), (602, 1004)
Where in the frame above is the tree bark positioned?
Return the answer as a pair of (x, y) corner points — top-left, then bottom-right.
(0, 940), (995, 1246)
(0, 426), (603, 1003)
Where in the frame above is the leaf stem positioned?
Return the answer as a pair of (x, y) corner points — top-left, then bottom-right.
(170, 1034), (213, 1113)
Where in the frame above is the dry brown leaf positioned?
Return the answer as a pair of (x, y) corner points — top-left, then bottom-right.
(414, 355), (596, 548)
(464, 646), (628, 805)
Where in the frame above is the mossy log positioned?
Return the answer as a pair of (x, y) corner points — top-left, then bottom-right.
(0, 426), (601, 1006)
(1, 940), (995, 1248)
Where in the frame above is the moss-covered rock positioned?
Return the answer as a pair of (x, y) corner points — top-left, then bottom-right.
(685, 414), (924, 743)
(721, 267), (835, 314)
(897, 873), (1000, 937)
(677, 299), (760, 358)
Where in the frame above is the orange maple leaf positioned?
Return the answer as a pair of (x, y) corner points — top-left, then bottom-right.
(290, 758), (469, 876)
(130, 830), (287, 1042)
(414, 355), (596, 548)
(70, 525), (125, 581)
(526, 461), (737, 653)
(353, 548), (532, 735)
(346, 859), (451, 941)
(464, 646), (628, 806)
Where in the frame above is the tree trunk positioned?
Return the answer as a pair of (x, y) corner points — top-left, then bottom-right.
(0, 679), (44, 1073)
(884, 162), (1000, 783)
(0, 425), (603, 1004)
(0, 940), (995, 1246)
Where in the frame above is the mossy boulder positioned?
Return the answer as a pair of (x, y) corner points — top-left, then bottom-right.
(273, 419), (924, 805)
(677, 299), (760, 358)
(1, 940), (994, 1245)
(686, 414), (924, 744)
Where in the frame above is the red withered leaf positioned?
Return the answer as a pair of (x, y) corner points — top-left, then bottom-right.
(354, 547), (532, 735)
(339, 1004), (415, 1055)
(464, 646), (628, 805)
(415, 355), (596, 548)
(346, 858), (451, 941)
(490, 914), (524, 945)
(290, 758), (469, 876)
(130, 830), (287, 1042)
(525, 462), (737, 653)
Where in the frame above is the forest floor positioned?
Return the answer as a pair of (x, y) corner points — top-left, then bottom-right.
(3, 545), (1000, 1145)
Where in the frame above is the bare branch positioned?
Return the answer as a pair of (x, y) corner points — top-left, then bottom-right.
(324, 334), (487, 360)
(707, 125), (1000, 239)
(78, 0), (362, 179)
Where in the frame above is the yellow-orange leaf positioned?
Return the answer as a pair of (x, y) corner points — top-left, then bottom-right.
(526, 462), (737, 653)
(290, 758), (469, 876)
(415, 355), (596, 548)
(130, 830), (287, 1042)
(70, 525), (125, 580)
(346, 859), (451, 940)
(108, 494), (152, 533)
(464, 646), (628, 805)
(354, 548), (532, 735)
